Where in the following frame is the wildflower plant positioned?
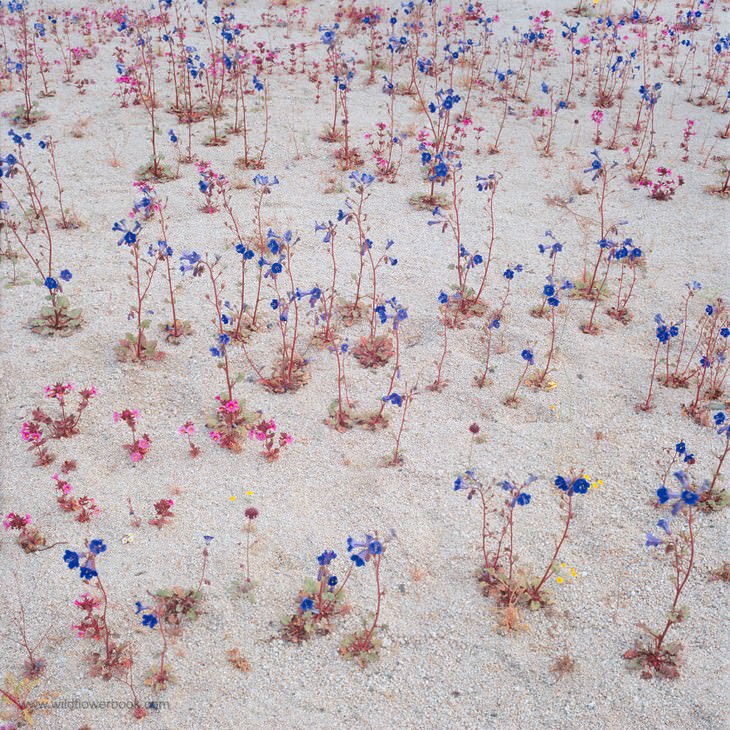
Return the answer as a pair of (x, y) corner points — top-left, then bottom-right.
(3, 512), (46, 553)
(62, 539), (138, 690)
(112, 209), (162, 362)
(27, 382), (97, 439)
(1, 131), (81, 334)
(232, 507), (259, 599)
(177, 421), (201, 458)
(704, 413), (730, 510)
(247, 229), (313, 393)
(53, 473), (100, 523)
(19, 419), (54, 467)
(454, 471), (594, 626)
(114, 409), (152, 463)
(340, 531), (392, 666)
(475, 265), (523, 388)
(325, 341), (357, 432)
(624, 472), (705, 679)
(282, 548), (353, 643)
(505, 348), (536, 407)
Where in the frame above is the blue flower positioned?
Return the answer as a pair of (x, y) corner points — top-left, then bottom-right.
(554, 475), (589, 496)
(79, 566), (98, 580)
(681, 490), (699, 506)
(317, 549), (337, 566)
(59, 269), (72, 282)
(347, 534), (383, 566)
(89, 539), (107, 555)
(63, 550), (80, 570)
(271, 262), (283, 275)
(300, 597), (315, 613)
(584, 150), (604, 180)
(645, 532), (663, 548)
(521, 349), (534, 365)
(328, 575), (338, 587)
(179, 251), (201, 274)
(142, 613), (158, 628)
(656, 485), (671, 503)
(44, 277), (58, 290)
(433, 161), (448, 178)
(382, 393), (403, 407)
(515, 493), (531, 506)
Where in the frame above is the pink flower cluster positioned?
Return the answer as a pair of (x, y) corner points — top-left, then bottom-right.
(20, 422), (43, 444)
(3, 512), (31, 531)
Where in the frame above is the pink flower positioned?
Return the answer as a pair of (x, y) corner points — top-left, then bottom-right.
(283, 434), (294, 445)
(178, 421), (196, 436)
(591, 109), (604, 124)
(209, 431), (222, 443)
(20, 422), (42, 444)
(130, 451), (143, 463)
(44, 382), (74, 399)
(3, 512), (31, 530)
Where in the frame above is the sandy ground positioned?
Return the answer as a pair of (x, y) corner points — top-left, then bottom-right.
(1, 0), (729, 728)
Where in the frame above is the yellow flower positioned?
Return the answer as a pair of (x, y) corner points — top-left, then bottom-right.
(122, 533), (134, 544)
(570, 568), (577, 577)
(245, 490), (254, 496)
(555, 576), (564, 584)
(229, 495), (237, 502)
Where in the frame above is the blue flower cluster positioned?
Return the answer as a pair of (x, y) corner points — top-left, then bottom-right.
(654, 314), (679, 343)
(112, 219), (142, 247)
(554, 475), (590, 496)
(374, 296), (408, 330)
(63, 539), (106, 581)
(347, 534), (384, 567)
